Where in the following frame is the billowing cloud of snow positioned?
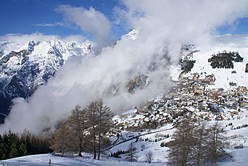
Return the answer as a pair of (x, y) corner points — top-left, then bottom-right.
(117, 0), (248, 42)
(1, 0), (248, 134)
(56, 5), (113, 49)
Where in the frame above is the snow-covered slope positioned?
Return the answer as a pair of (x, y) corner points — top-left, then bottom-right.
(0, 36), (91, 121)
(182, 34), (248, 89)
(1, 153), (166, 166)
(124, 28), (139, 40)
(106, 34), (248, 165)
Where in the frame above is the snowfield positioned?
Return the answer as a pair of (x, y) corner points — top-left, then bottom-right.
(1, 148), (248, 165)
(0, 153), (166, 166)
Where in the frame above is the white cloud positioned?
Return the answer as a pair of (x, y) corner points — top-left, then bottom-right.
(116, 0), (248, 43)
(56, 5), (112, 49)
(35, 22), (64, 27)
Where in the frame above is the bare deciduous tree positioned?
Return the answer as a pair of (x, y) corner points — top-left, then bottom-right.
(206, 122), (229, 163)
(125, 143), (138, 162)
(85, 99), (113, 160)
(50, 100), (113, 159)
(67, 105), (88, 156)
(168, 119), (230, 166)
(145, 150), (153, 163)
(50, 119), (70, 157)
(168, 119), (195, 166)
(141, 144), (145, 151)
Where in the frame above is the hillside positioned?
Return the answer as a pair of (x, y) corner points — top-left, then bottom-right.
(2, 34), (248, 165)
(105, 34), (248, 164)
(190, 35), (248, 89)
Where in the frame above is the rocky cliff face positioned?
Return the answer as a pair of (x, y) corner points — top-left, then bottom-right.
(0, 38), (91, 122)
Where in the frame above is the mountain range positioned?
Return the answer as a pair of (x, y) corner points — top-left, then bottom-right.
(0, 37), (91, 122)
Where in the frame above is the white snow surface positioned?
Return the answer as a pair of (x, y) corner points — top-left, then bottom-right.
(189, 34), (248, 90)
(1, 153), (165, 166)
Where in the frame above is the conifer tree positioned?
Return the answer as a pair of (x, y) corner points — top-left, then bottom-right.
(19, 143), (28, 156)
(9, 142), (19, 158)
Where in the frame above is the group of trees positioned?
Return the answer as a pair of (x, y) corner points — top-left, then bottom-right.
(180, 59), (196, 73)
(0, 130), (51, 160)
(110, 143), (153, 163)
(50, 99), (114, 160)
(168, 119), (230, 166)
(208, 51), (243, 69)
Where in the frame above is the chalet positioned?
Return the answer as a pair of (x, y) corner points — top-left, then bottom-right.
(192, 73), (200, 81)
(236, 86), (248, 95)
(201, 74), (216, 84)
(208, 90), (221, 101)
(193, 85), (205, 95)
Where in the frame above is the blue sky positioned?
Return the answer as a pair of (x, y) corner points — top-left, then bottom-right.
(218, 18), (248, 35)
(0, 0), (123, 37)
(0, 0), (248, 39)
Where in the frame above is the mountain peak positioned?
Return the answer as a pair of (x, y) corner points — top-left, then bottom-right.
(0, 36), (92, 121)
(125, 28), (139, 40)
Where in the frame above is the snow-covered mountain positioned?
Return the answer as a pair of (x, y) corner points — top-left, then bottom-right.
(124, 28), (139, 40)
(0, 36), (91, 122)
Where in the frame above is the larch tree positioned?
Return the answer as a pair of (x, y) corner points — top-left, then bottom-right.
(67, 105), (88, 156)
(95, 99), (113, 160)
(85, 99), (113, 160)
(168, 119), (196, 166)
(50, 100), (113, 159)
(85, 101), (98, 159)
(205, 122), (229, 163)
(50, 119), (71, 157)
(192, 122), (209, 166)
(168, 119), (230, 166)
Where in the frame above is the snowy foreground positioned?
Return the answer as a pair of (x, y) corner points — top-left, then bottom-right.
(1, 148), (248, 166)
(0, 153), (166, 166)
